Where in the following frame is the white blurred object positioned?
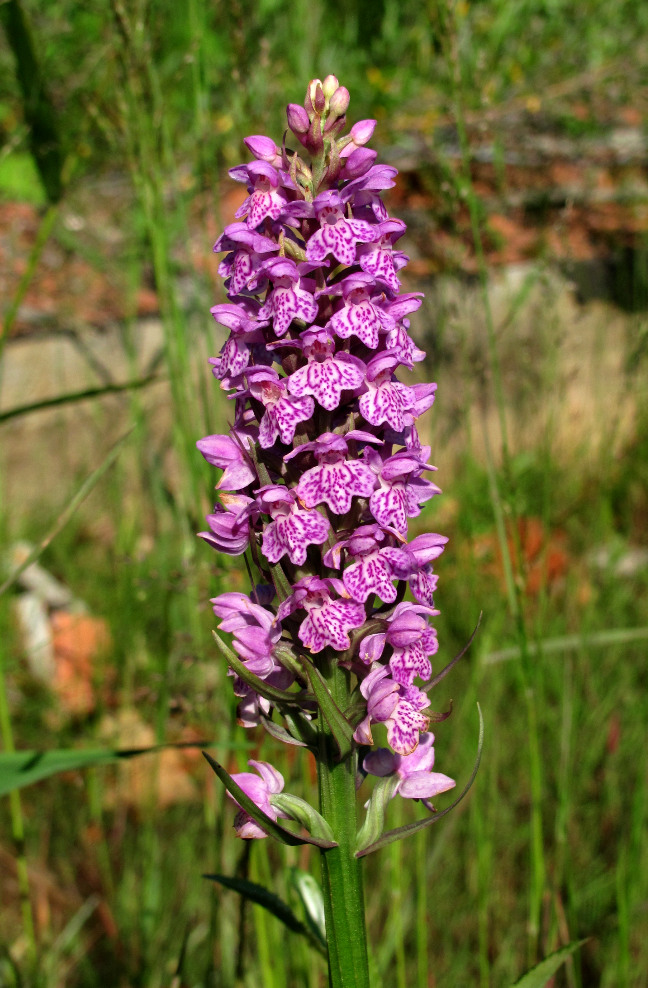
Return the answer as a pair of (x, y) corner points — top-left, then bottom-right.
(9, 541), (87, 682)
(14, 593), (56, 682)
(9, 541), (78, 609)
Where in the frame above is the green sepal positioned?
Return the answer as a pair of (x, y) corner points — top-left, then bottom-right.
(300, 658), (355, 760)
(284, 711), (318, 747)
(289, 869), (327, 952)
(282, 237), (307, 263)
(273, 642), (305, 678)
(204, 873), (326, 957)
(510, 939), (589, 987)
(356, 703), (484, 857)
(355, 775), (400, 853)
(259, 714), (310, 748)
(211, 631), (308, 708)
(269, 559), (293, 603)
(202, 752), (337, 849)
(270, 793), (336, 843)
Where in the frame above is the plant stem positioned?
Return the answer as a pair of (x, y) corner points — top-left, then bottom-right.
(317, 656), (370, 988)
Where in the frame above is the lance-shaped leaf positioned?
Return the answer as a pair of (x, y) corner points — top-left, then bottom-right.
(202, 752), (337, 849)
(300, 658), (355, 760)
(424, 615), (481, 693)
(212, 631), (310, 708)
(204, 873), (326, 957)
(356, 703), (484, 857)
(0, 740), (250, 797)
(510, 939), (589, 988)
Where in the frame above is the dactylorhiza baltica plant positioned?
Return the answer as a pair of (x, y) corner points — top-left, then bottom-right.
(198, 76), (480, 987)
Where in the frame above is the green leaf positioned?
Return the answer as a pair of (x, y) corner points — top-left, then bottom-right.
(289, 869), (327, 951)
(204, 873), (327, 957)
(0, 741), (248, 798)
(510, 939), (588, 987)
(300, 659), (354, 760)
(202, 752), (337, 849)
(356, 703), (484, 857)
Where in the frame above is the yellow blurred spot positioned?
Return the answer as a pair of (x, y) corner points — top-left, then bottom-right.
(215, 114), (234, 134)
(510, 63), (523, 85)
(526, 95), (541, 113)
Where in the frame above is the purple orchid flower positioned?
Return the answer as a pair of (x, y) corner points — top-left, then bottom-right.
(228, 760), (288, 839)
(359, 353), (424, 431)
(256, 485), (330, 565)
(230, 161), (288, 229)
(287, 328), (366, 410)
(363, 734), (456, 806)
(257, 257), (319, 336)
(364, 447), (441, 534)
(277, 576), (366, 653)
(323, 524), (406, 604)
(359, 601), (439, 685)
(291, 432), (380, 515)
(353, 665), (431, 755)
(306, 191), (377, 266)
(242, 367), (314, 448)
(324, 272), (395, 349)
(196, 434), (255, 490)
(199, 494), (254, 556)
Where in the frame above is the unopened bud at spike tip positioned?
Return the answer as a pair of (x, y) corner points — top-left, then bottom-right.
(328, 86), (350, 119)
(322, 75), (340, 98)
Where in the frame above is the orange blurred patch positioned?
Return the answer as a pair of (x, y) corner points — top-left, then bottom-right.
(50, 611), (111, 717)
(472, 517), (569, 596)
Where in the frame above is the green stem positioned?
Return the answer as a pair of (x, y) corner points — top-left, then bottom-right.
(317, 657), (369, 988)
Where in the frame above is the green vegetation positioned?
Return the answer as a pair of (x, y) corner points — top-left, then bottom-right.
(1, 1), (647, 986)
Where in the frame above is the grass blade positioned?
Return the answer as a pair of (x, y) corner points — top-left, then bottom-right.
(204, 873), (327, 957)
(510, 939), (588, 987)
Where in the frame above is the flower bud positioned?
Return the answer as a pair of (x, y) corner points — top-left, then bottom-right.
(322, 75), (340, 98)
(309, 79), (326, 114)
(287, 103), (310, 134)
(328, 86), (350, 119)
(341, 146), (376, 179)
(350, 119), (376, 146)
(244, 135), (280, 163)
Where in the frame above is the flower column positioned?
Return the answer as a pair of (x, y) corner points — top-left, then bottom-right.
(199, 76), (458, 988)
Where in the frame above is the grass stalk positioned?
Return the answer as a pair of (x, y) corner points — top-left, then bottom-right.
(441, 0), (546, 959)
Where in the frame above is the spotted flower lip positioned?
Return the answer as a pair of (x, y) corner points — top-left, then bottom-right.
(241, 367), (314, 448)
(277, 576), (366, 653)
(255, 485), (331, 565)
(305, 190), (377, 266)
(287, 331), (366, 411)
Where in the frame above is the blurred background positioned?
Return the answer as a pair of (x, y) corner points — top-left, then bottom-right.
(1, 1), (647, 985)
